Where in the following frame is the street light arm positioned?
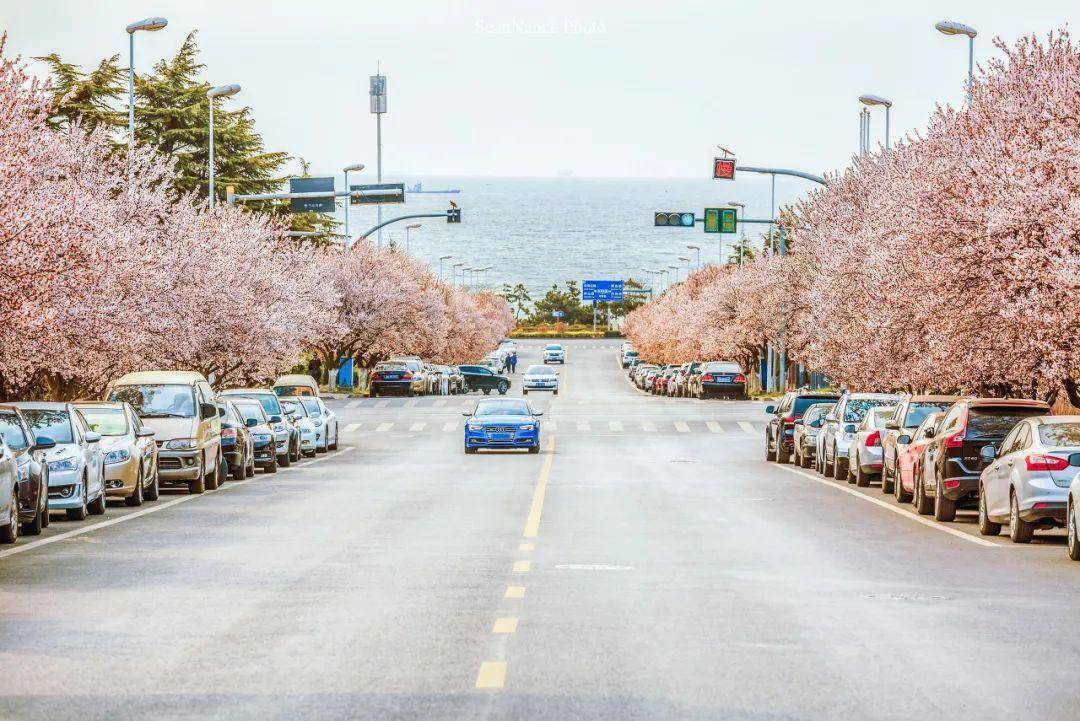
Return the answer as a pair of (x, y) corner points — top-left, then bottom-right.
(355, 213), (452, 243)
(737, 166), (828, 186)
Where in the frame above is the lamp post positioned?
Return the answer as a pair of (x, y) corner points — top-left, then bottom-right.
(477, 266), (493, 289)
(935, 20), (978, 100)
(342, 163), (365, 247)
(678, 256), (691, 275)
(858, 94), (893, 150)
(452, 262), (466, 286)
(405, 223), (422, 254)
(126, 17), (167, 151)
(668, 264), (680, 284)
(686, 245), (701, 270)
(727, 200), (746, 266)
(206, 84), (241, 203)
(439, 255), (452, 282)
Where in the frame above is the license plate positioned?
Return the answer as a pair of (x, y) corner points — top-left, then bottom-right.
(385, 373), (400, 380)
(718, 375), (732, 382)
(489, 433), (511, 441)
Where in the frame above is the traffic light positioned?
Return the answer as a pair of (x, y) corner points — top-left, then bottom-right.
(713, 157), (736, 180)
(654, 212), (696, 228)
(704, 207), (738, 233)
(446, 207), (461, 223)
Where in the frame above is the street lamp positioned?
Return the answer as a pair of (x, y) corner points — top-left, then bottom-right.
(935, 20), (978, 100)
(686, 245), (701, 270)
(678, 255), (691, 275)
(668, 264), (680, 283)
(439, 255), (452, 282)
(405, 223), (422, 254)
(859, 94), (893, 150)
(342, 163), (365, 247)
(125, 17), (168, 150)
(727, 201), (746, 266)
(452, 261), (466, 286)
(206, 84), (241, 203)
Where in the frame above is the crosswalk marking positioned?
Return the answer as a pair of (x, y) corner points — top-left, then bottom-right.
(346, 400), (361, 409)
(576, 421), (590, 432)
(409, 422), (426, 432)
(375, 400), (389, 409)
(706, 421), (723, 433)
(376, 422), (394, 432)
(641, 420), (656, 432)
(674, 421), (690, 433)
(344, 423), (361, 433)
(738, 421), (759, 435)
(443, 421), (458, 432)
(609, 420), (623, 432)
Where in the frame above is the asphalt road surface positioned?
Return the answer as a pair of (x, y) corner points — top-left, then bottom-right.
(2, 339), (1078, 720)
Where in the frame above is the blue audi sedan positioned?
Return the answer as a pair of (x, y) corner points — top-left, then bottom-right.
(463, 399), (543, 454)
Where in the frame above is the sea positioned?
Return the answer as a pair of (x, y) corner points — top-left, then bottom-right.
(336, 175), (816, 299)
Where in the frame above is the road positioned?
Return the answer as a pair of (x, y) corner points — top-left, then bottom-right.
(1, 339), (1078, 720)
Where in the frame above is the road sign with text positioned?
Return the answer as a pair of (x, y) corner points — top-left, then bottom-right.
(582, 280), (624, 302)
(713, 157), (736, 180)
(289, 177), (335, 213)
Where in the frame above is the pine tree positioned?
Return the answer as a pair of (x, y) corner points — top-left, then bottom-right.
(35, 53), (125, 133)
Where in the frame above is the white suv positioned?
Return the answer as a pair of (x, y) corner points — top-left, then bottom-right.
(543, 344), (566, 364)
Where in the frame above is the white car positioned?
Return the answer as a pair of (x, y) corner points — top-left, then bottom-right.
(280, 398), (318, 458)
(11, 402), (105, 521)
(294, 396), (339, 452)
(522, 365), (559, 395)
(543, 344), (566, 364)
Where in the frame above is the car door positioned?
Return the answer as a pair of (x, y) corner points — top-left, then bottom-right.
(986, 425), (1021, 518)
(129, 407), (155, 480)
(196, 382), (221, 469)
(823, 396), (847, 461)
(927, 406), (964, 494)
(882, 398), (909, 476)
(72, 411), (103, 497)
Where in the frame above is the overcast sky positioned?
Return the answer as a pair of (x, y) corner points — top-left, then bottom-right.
(2, 0), (1073, 179)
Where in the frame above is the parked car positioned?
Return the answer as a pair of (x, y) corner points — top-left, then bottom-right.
(389, 356), (429, 393)
(446, 366), (466, 395)
(76, 401), (159, 505)
(693, 362), (747, 399)
(463, 398), (542, 454)
(231, 400), (278, 473)
(1070, 462), (1080, 561)
(218, 388), (297, 468)
(914, 397), (1052, 521)
(522, 365), (559, 395)
(881, 395), (960, 495)
(819, 392), (903, 480)
(272, 374), (320, 397)
(0, 405), (55, 537)
(422, 364), (443, 394)
(108, 371), (224, 494)
(793, 402), (834, 469)
(892, 412), (945, 504)
(280, 397), (318, 458)
(977, 415), (1080, 542)
(369, 360), (425, 397)
(621, 349), (640, 368)
(766, 390), (843, 464)
(543, 343), (566, 364)
(634, 364), (658, 389)
(459, 365), (511, 395)
(293, 396), (338, 452)
(848, 405), (898, 487)
(215, 401), (254, 480)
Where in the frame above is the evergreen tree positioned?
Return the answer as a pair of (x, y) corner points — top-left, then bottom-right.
(35, 53), (125, 133)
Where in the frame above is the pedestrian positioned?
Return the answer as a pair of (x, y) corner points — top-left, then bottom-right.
(510, 352), (518, 374)
(440, 371), (449, 396)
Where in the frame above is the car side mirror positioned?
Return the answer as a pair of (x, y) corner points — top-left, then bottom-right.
(534, 411), (544, 416)
(765, 405), (775, 414)
(844, 424), (856, 434)
(200, 402), (217, 420)
(218, 406), (227, 417)
(462, 411), (471, 417)
(924, 427), (936, 439)
(270, 414), (282, 424)
(245, 418), (258, 428)
(896, 434), (912, 445)
(85, 431), (102, 444)
(136, 427), (156, 438)
(885, 419), (900, 430)
(1070, 453), (1080, 467)
(979, 445), (997, 466)
(32, 436), (56, 451)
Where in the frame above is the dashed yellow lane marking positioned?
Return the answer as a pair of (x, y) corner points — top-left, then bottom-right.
(504, 586), (526, 599)
(492, 617), (519, 634)
(522, 436), (556, 538)
(518, 542), (534, 552)
(513, 560), (531, 573)
(475, 661), (507, 689)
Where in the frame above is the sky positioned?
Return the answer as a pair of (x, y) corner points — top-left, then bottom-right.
(2, 0), (1073, 182)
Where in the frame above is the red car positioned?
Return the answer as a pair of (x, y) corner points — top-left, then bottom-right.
(894, 411), (945, 503)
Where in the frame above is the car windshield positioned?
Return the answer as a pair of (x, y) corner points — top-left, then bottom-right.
(1038, 422), (1080, 447)
(803, 404), (833, 423)
(474, 401), (531, 417)
(235, 402), (267, 425)
(545, 345), (562, 350)
(905, 401), (955, 428)
(867, 407), (896, 428)
(794, 396), (840, 416)
(78, 408), (128, 437)
(274, 385), (314, 397)
(375, 362), (407, 372)
(111, 384), (195, 418)
(967, 407), (1048, 439)
(223, 392), (281, 416)
(0, 413), (29, 450)
(526, 365), (556, 375)
(20, 408), (75, 444)
(703, 362), (741, 373)
(299, 398), (321, 414)
(281, 399), (308, 417)
(843, 397), (897, 422)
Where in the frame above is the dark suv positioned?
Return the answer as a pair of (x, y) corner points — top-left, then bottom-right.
(765, 390), (842, 464)
(916, 398), (1051, 521)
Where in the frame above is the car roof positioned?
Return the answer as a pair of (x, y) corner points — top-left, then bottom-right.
(907, 394), (963, 402)
(220, 388), (275, 395)
(842, 392), (901, 399)
(112, 370), (207, 384)
(6, 401), (71, 410)
(273, 374), (317, 385)
(965, 397), (1050, 408)
(74, 401), (124, 410)
(1031, 415), (1079, 424)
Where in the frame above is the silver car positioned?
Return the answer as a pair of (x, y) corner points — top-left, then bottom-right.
(294, 396), (338, 452)
(978, 415), (1080, 543)
(794, 403), (834, 469)
(848, 406), (897, 487)
(819, 392), (902, 480)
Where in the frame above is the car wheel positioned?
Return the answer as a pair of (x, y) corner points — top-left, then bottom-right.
(832, 450), (847, 480)
(1, 495), (17, 543)
(188, 469), (206, 494)
(232, 455), (246, 480)
(933, 489), (956, 522)
(765, 432), (777, 462)
(265, 456), (278, 473)
(125, 469), (145, 507)
(88, 478), (107, 515)
(1068, 498), (1080, 561)
(278, 451), (291, 468)
(497, 381), (510, 395)
(822, 449), (833, 477)
(894, 468), (912, 503)
(528, 445), (541, 454)
(881, 463), (894, 494)
(523, 390), (528, 396)
(978, 489), (1001, 536)
(304, 449), (316, 458)
(145, 467), (160, 501)
(776, 442), (790, 464)
(855, 462), (871, 488)
(913, 477), (933, 515)
(1009, 492), (1033, 543)
(22, 497), (45, 536)
(483, 389), (492, 395)
(464, 445), (478, 454)
(204, 454), (220, 491)
(800, 449), (812, 469)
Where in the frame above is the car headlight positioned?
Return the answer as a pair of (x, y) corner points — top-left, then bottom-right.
(467, 423), (483, 431)
(518, 424), (535, 431)
(165, 438), (198, 450)
(48, 457), (77, 472)
(104, 448), (131, 465)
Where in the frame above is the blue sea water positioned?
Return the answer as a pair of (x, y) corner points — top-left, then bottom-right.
(337, 175), (815, 298)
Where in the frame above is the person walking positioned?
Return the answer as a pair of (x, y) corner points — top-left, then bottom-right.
(440, 371), (449, 396)
(509, 351), (518, 374)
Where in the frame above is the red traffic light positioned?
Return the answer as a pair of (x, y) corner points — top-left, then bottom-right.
(713, 158), (736, 180)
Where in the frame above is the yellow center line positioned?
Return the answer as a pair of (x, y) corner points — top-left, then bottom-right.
(504, 586), (526, 598)
(492, 617), (519, 634)
(475, 661), (507, 689)
(512, 560), (531, 573)
(522, 436), (555, 538)
(518, 542), (534, 552)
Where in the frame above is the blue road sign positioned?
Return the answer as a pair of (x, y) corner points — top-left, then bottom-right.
(582, 280), (624, 302)
(552, 310), (565, 319)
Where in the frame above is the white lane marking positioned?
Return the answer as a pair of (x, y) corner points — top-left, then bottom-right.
(674, 421), (691, 433)
(409, 422), (426, 432)
(576, 421), (590, 432)
(609, 420), (623, 432)
(0, 448), (356, 559)
(376, 422), (394, 432)
(641, 420), (656, 432)
(434, 399), (447, 407)
(443, 421), (458, 432)
(346, 400), (361, 409)
(344, 423), (361, 433)
(706, 421), (724, 433)
(375, 400), (389, 409)
(738, 421), (760, 435)
(776, 465), (1000, 548)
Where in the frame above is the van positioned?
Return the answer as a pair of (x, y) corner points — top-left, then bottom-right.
(273, 374), (320, 398)
(105, 371), (223, 494)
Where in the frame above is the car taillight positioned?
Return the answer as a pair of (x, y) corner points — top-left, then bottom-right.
(702, 374), (714, 382)
(221, 428), (237, 439)
(402, 373), (413, 380)
(867, 430), (880, 447)
(1025, 453), (1069, 472)
(946, 432), (965, 448)
(734, 374), (746, 383)
(783, 415), (795, 424)
(371, 372), (382, 380)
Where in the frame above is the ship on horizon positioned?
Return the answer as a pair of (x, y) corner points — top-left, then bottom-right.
(406, 181), (461, 194)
